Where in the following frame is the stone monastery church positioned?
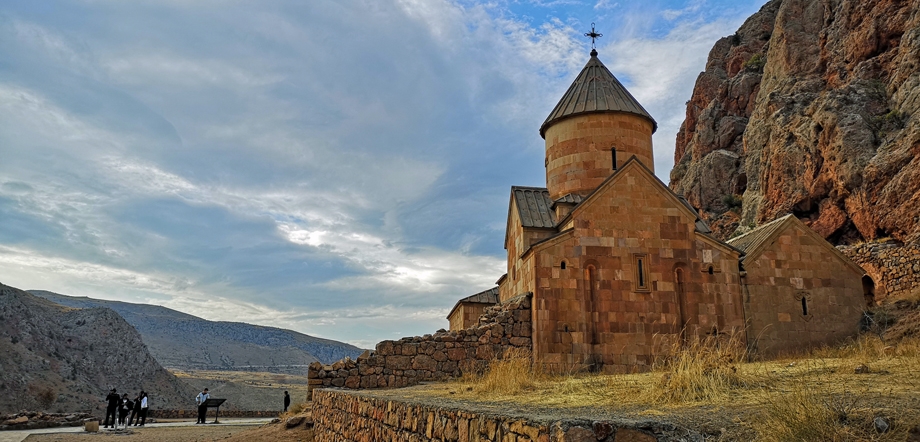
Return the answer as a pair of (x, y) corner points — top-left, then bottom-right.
(447, 49), (867, 373)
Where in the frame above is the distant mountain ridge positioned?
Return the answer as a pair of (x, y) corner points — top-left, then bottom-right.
(30, 290), (363, 373)
(0, 283), (195, 414)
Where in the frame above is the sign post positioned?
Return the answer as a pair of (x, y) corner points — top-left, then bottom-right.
(201, 398), (226, 424)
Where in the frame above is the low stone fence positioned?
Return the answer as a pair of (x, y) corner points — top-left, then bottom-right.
(308, 294), (532, 396)
(840, 240), (920, 302)
(1, 412), (93, 431)
(312, 389), (696, 442)
(147, 409), (278, 419)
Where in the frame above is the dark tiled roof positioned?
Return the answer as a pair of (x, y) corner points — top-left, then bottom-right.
(512, 186), (555, 228)
(554, 193), (584, 205)
(695, 220), (712, 234)
(457, 287), (499, 305)
(676, 196), (712, 233)
(447, 287), (499, 320)
(727, 214), (794, 260)
(540, 51), (657, 137)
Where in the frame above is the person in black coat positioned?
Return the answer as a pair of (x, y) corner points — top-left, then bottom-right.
(103, 389), (119, 428)
(128, 392), (142, 426)
(118, 394), (132, 427)
(283, 391), (290, 412)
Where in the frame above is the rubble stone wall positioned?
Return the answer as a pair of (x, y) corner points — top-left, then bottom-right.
(312, 389), (688, 442)
(148, 409), (277, 419)
(840, 241), (920, 302)
(308, 295), (532, 397)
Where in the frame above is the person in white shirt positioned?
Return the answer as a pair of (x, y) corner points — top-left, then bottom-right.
(138, 392), (148, 426)
(195, 388), (209, 424)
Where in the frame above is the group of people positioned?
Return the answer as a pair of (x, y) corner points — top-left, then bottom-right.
(103, 388), (149, 429)
(104, 386), (291, 428)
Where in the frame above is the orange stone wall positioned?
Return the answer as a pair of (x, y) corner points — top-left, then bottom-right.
(544, 113), (655, 201)
(503, 198), (555, 303)
(448, 303), (491, 331)
(531, 167), (745, 373)
(742, 225), (865, 355)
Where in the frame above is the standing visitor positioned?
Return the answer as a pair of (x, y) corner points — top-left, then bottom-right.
(118, 393), (132, 428)
(128, 392), (141, 426)
(283, 391), (290, 412)
(195, 388), (209, 424)
(103, 388), (119, 428)
(137, 391), (148, 426)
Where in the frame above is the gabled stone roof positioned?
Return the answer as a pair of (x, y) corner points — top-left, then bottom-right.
(727, 214), (794, 261)
(446, 287), (499, 320)
(540, 50), (657, 137)
(512, 186), (555, 228)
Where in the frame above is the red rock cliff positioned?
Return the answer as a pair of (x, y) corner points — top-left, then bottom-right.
(670, 0), (920, 244)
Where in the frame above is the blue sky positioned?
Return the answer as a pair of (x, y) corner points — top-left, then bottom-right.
(0, 0), (765, 348)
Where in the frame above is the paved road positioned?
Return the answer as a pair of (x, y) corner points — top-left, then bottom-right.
(0, 418), (273, 442)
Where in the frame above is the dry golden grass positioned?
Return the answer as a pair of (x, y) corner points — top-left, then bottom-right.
(647, 330), (765, 404)
(468, 347), (544, 396)
(422, 334), (920, 440)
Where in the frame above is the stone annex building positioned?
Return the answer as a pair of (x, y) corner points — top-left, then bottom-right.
(447, 49), (868, 373)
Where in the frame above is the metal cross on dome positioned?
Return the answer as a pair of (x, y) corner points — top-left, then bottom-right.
(584, 23), (603, 49)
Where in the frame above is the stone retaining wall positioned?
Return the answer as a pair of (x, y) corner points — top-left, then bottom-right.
(148, 409), (278, 419)
(839, 240), (920, 302)
(312, 389), (695, 442)
(308, 294), (532, 396)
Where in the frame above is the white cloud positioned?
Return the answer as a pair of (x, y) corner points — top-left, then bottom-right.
(0, 0), (762, 347)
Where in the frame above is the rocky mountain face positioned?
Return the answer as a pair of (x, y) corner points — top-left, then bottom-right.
(0, 283), (195, 415)
(30, 291), (363, 373)
(671, 0), (920, 244)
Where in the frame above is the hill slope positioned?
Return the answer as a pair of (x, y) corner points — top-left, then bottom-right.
(670, 0), (920, 243)
(0, 283), (195, 414)
(30, 290), (363, 373)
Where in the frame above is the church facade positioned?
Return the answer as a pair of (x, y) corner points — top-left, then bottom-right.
(448, 49), (867, 373)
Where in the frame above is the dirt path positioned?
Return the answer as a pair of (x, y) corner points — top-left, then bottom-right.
(14, 419), (273, 442)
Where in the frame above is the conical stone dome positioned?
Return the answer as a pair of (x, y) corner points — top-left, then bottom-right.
(540, 50), (657, 138)
(541, 50), (658, 200)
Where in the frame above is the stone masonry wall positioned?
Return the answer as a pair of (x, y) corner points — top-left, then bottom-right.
(312, 389), (693, 442)
(839, 240), (920, 302)
(147, 409), (277, 419)
(307, 295), (532, 397)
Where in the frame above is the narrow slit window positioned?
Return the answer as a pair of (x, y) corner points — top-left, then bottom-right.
(708, 266), (714, 275)
(634, 254), (649, 291)
(611, 147), (618, 170)
(560, 261), (566, 270)
(801, 297), (808, 316)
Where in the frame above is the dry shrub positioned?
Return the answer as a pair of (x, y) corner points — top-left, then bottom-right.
(647, 330), (759, 404)
(814, 333), (920, 360)
(27, 384), (56, 410)
(754, 385), (906, 442)
(473, 348), (542, 396)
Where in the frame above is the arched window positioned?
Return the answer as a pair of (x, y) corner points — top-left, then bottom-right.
(560, 261), (566, 270)
(611, 147), (618, 170)
(707, 266), (714, 275)
(801, 297), (808, 316)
